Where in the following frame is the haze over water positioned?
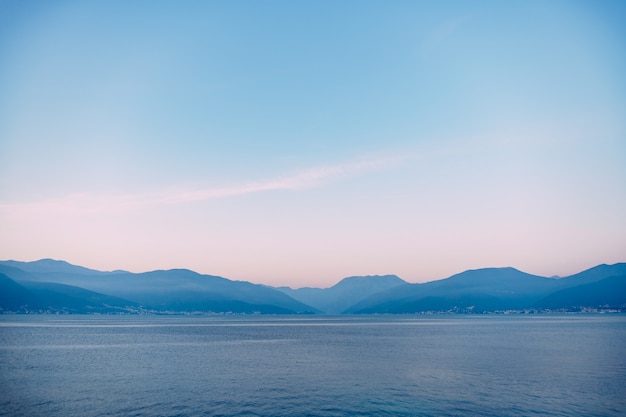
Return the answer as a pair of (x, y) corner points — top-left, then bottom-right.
(1, 314), (625, 417)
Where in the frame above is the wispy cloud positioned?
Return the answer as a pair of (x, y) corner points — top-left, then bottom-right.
(151, 155), (401, 205)
(1, 154), (411, 215)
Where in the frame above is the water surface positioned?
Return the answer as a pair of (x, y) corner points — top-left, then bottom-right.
(1, 314), (625, 416)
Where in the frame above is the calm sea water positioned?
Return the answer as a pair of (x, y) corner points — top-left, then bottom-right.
(1, 314), (625, 417)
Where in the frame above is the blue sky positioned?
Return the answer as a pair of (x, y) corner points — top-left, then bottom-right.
(1, 0), (625, 287)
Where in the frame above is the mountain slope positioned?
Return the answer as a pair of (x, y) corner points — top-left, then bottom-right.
(277, 275), (407, 314)
(2, 260), (624, 314)
(555, 263), (626, 288)
(0, 261), (319, 314)
(534, 275), (626, 310)
(0, 258), (117, 275)
(345, 267), (559, 313)
(0, 273), (43, 311)
(20, 281), (140, 313)
(0, 273), (138, 313)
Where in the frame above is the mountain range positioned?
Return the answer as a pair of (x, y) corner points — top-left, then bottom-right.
(0, 259), (624, 314)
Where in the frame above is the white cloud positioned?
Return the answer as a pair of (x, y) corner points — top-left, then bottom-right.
(0, 154), (410, 215)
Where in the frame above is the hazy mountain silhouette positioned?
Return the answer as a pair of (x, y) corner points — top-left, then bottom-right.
(0, 264), (34, 281)
(1, 259), (624, 314)
(0, 273), (43, 311)
(277, 275), (407, 314)
(0, 258), (120, 276)
(104, 269), (320, 313)
(343, 264), (626, 313)
(554, 263), (626, 287)
(534, 275), (626, 310)
(0, 261), (318, 314)
(344, 267), (558, 313)
(0, 272), (138, 313)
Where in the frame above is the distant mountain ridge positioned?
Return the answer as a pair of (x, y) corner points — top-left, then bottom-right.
(0, 261), (319, 314)
(276, 275), (407, 314)
(0, 259), (624, 314)
(0, 272), (139, 313)
(0, 258), (122, 275)
(345, 264), (626, 314)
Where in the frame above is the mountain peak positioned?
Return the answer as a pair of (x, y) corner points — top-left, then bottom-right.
(0, 259), (104, 275)
(2, 259), (624, 314)
(333, 274), (406, 289)
(277, 274), (408, 314)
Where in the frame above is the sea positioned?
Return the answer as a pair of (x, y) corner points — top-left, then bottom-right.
(1, 314), (625, 417)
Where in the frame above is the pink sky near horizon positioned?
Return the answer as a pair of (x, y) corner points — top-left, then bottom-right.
(1, 1), (625, 288)
(2, 146), (624, 288)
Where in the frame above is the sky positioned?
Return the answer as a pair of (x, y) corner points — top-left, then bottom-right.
(1, 0), (625, 288)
